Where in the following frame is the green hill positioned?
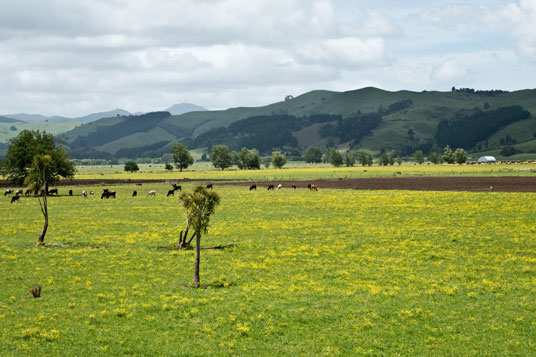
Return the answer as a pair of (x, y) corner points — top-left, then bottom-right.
(55, 87), (536, 160)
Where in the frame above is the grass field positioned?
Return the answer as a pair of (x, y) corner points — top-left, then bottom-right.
(71, 162), (536, 181)
(1, 180), (535, 355)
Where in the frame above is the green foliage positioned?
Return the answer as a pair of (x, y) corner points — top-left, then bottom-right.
(357, 150), (373, 166)
(319, 112), (382, 144)
(303, 146), (323, 163)
(442, 145), (455, 164)
(325, 148), (343, 167)
(500, 145), (517, 157)
(378, 152), (390, 166)
(211, 145), (233, 171)
(238, 147), (260, 170)
(343, 152), (355, 167)
(435, 106), (530, 149)
(454, 148), (467, 164)
(271, 151), (287, 169)
(165, 163), (173, 171)
(413, 150), (424, 164)
(2, 130), (75, 185)
(178, 186), (221, 288)
(124, 161), (139, 172)
(171, 143), (194, 172)
(429, 151), (442, 164)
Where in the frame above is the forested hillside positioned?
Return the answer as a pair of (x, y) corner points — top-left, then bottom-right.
(51, 87), (536, 160)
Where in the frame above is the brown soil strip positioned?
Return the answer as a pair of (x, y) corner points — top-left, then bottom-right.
(2, 177), (535, 192)
(218, 176), (536, 193)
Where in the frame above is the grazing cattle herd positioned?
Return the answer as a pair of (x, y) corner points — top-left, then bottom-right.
(4, 182), (318, 204)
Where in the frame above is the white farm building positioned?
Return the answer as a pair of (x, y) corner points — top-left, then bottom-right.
(478, 156), (496, 163)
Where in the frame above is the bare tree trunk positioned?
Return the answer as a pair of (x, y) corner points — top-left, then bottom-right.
(192, 230), (201, 288)
(37, 194), (48, 246)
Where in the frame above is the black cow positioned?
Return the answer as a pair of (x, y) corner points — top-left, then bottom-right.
(172, 184), (181, 191)
(267, 185), (274, 190)
(4, 189), (13, 196)
(101, 191), (116, 199)
(15, 189), (23, 195)
(167, 189), (175, 197)
(291, 185), (297, 189)
(206, 184), (213, 189)
(25, 189), (31, 196)
(132, 190), (137, 197)
(69, 189), (73, 196)
(11, 195), (20, 204)
(48, 188), (58, 195)
(249, 185), (257, 191)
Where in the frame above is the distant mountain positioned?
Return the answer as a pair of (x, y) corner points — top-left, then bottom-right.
(165, 103), (207, 115)
(0, 116), (23, 123)
(46, 87), (536, 160)
(74, 109), (132, 123)
(4, 113), (64, 122)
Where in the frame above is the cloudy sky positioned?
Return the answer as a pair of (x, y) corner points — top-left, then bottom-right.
(0, 0), (535, 117)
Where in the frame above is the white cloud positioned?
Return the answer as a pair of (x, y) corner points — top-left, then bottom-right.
(0, 0), (534, 116)
(429, 59), (469, 84)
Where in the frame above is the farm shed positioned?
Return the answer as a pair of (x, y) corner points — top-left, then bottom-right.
(478, 156), (496, 163)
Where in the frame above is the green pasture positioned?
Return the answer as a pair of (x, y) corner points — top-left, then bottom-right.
(1, 182), (535, 355)
(69, 162), (536, 182)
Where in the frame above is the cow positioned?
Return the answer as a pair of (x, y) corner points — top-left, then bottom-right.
(167, 189), (175, 197)
(249, 185), (257, 191)
(15, 189), (23, 195)
(148, 190), (156, 196)
(291, 185), (297, 189)
(310, 184), (318, 191)
(4, 189), (13, 196)
(206, 184), (213, 189)
(48, 188), (58, 195)
(25, 189), (31, 196)
(69, 189), (73, 196)
(277, 184), (282, 190)
(172, 184), (181, 191)
(267, 185), (274, 190)
(132, 190), (137, 197)
(101, 191), (116, 199)
(89, 191), (95, 195)
(11, 195), (20, 204)
(82, 191), (87, 199)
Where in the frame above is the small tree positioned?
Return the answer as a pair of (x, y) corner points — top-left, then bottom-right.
(2, 130), (75, 246)
(211, 145), (233, 170)
(303, 147), (323, 163)
(429, 151), (441, 164)
(238, 147), (260, 170)
(178, 186), (221, 288)
(442, 145), (455, 164)
(454, 148), (467, 164)
(165, 163), (174, 171)
(325, 148), (343, 167)
(271, 151), (287, 169)
(172, 143), (194, 171)
(413, 150), (424, 164)
(124, 161), (139, 172)
(357, 150), (373, 166)
(343, 152), (355, 167)
(378, 152), (390, 166)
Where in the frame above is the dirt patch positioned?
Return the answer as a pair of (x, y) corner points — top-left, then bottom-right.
(2, 177), (535, 192)
(218, 176), (536, 193)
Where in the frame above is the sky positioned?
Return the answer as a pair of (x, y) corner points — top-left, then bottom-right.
(0, 0), (535, 117)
